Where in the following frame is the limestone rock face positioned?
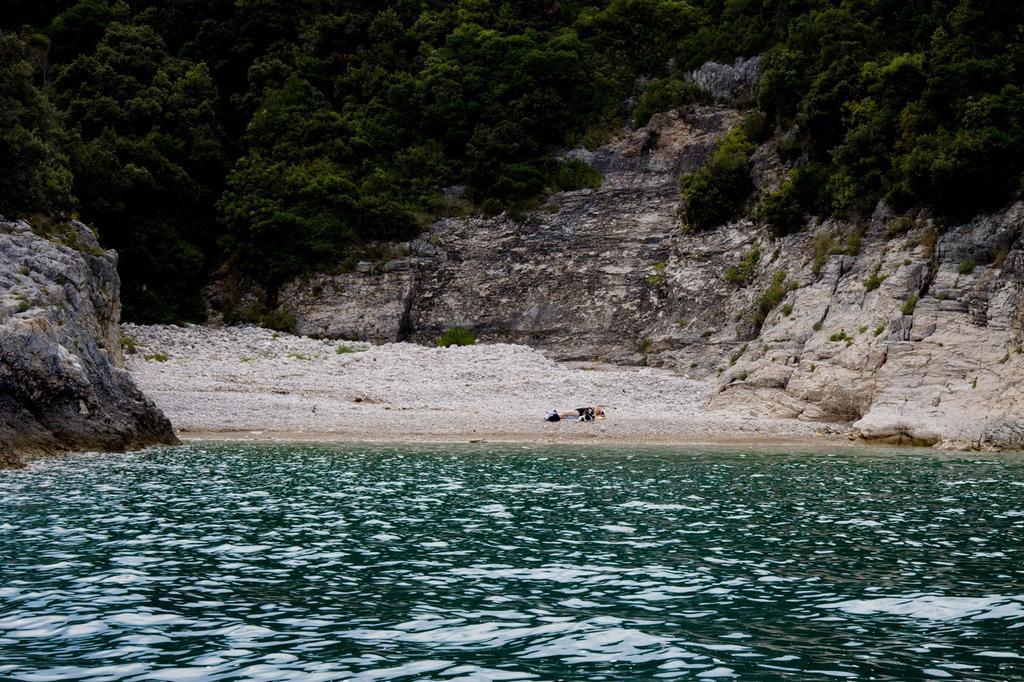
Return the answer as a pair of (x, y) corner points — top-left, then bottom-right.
(282, 106), (742, 360)
(705, 204), (1024, 449)
(0, 219), (177, 467)
(278, 105), (1024, 449)
(686, 56), (763, 101)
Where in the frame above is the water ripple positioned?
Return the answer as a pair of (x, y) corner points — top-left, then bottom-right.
(1, 443), (1022, 680)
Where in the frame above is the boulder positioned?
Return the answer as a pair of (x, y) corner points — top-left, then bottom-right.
(0, 218), (177, 467)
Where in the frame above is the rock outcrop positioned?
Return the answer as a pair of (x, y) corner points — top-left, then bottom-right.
(273, 98), (1024, 449)
(685, 56), (763, 101)
(0, 218), (177, 467)
(701, 203), (1024, 449)
(281, 106), (741, 359)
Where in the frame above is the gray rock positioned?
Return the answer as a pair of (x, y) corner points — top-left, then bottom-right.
(0, 218), (177, 467)
(281, 106), (741, 361)
(274, 105), (1024, 450)
(686, 56), (763, 101)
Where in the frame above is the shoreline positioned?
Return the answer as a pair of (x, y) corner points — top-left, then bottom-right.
(117, 323), (934, 454)
(174, 427), (855, 449)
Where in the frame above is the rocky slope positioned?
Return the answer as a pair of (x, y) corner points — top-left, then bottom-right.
(270, 95), (1024, 449)
(281, 106), (741, 362)
(0, 218), (177, 467)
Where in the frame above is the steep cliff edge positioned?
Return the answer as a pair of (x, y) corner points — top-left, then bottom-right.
(0, 218), (177, 467)
(275, 103), (1024, 449)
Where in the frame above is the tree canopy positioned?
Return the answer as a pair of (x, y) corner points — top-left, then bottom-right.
(1, 0), (1021, 320)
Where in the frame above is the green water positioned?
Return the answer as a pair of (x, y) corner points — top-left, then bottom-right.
(1, 443), (1023, 681)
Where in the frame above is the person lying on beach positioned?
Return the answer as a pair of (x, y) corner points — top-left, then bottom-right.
(545, 405), (605, 422)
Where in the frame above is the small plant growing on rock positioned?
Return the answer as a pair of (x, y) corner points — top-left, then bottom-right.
(829, 330), (852, 343)
(724, 242), (761, 285)
(729, 343), (748, 365)
(873, 324), (885, 336)
(782, 304), (793, 316)
(845, 233), (862, 256)
(287, 352), (313, 361)
(885, 216), (915, 237)
(958, 258), (976, 275)
(858, 325), (867, 334)
(901, 294), (920, 315)
(921, 229), (939, 259)
(336, 344), (359, 354)
(864, 265), (887, 292)
(810, 237), (830, 275)
(121, 335), (139, 354)
(436, 326), (476, 347)
(647, 262), (666, 286)
(993, 245), (1010, 268)
(813, 320), (823, 331)
(753, 271), (789, 328)
(144, 352), (170, 362)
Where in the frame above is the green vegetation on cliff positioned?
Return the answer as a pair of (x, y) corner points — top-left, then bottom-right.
(2, 1), (1022, 321)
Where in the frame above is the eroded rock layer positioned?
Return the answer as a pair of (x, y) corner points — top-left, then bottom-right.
(0, 219), (177, 467)
(278, 106), (1024, 449)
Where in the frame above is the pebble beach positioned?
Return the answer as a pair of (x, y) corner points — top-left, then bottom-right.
(122, 324), (848, 445)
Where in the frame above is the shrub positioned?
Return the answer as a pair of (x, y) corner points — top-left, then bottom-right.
(885, 216), (915, 237)
(811, 232), (840, 276)
(921, 229), (939, 259)
(740, 111), (771, 144)
(680, 128), (755, 232)
(260, 310), (297, 334)
(873, 324), (885, 336)
(121, 335), (138, 354)
(829, 330), (852, 342)
(782, 304), (793, 316)
(901, 293), (920, 315)
(633, 78), (702, 127)
(845, 233), (862, 256)
(551, 159), (602, 192)
(958, 258), (976, 275)
(753, 271), (789, 328)
(864, 265), (887, 292)
(724, 242), (761, 285)
(757, 164), (828, 237)
(436, 326), (476, 347)
(336, 344), (359, 354)
(813, 320), (823, 331)
(144, 352), (170, 362)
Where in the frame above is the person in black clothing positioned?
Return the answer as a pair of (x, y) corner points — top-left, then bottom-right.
(544, 405), (605, 422)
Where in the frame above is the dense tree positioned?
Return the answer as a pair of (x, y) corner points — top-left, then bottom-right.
(0, 32), (73, 218)
(2, 0), (1021, 320)
(55, 20), (224, 322)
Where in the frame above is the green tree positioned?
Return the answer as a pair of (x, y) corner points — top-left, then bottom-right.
(55, 20), (224, 322)
(0, 31), (73, 218)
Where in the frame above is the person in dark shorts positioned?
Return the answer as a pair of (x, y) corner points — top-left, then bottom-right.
(545, 405), (605, 422)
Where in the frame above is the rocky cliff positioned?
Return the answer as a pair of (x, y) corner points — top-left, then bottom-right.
(0, 218), (177, 467)
(274, 91), (1024, 449)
